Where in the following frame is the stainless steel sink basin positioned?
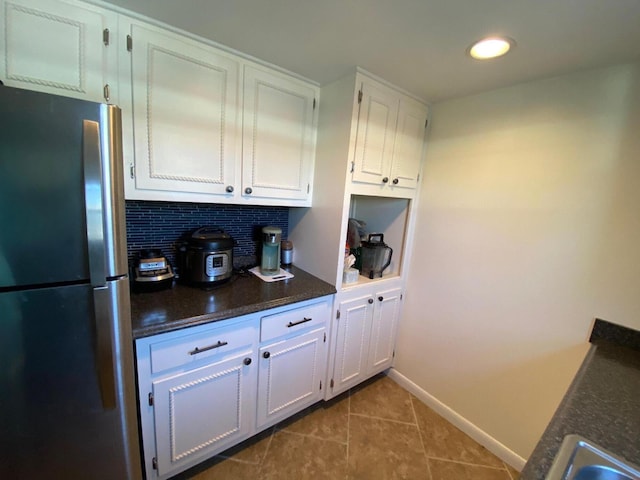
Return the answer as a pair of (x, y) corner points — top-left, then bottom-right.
(574, 465), (634, 480)
(546, 435), (640, 480)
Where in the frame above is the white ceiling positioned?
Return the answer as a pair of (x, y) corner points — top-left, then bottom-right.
(102, 0), (640, 103)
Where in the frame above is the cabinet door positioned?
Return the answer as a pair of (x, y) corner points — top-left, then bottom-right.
(389, 97), (427, 189)
(242, 65), (317, 202)
(257, 327), (326, 429)
(351, 79), (399, 186)
(128, 23), (239, 197)
(367, 287), (402, 374)
(330, 294), (374, 395)
(152, 352), (256, 478)
(0, 0), (114, 103)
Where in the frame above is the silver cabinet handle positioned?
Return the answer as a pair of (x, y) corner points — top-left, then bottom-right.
(287, 317), (312, 328)
(245, 187), (253, 195)
(189, 340), (228, 355)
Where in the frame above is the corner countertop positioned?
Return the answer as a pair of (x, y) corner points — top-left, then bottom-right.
(130, 265), (336, 339)
(519, 319), (640, 479)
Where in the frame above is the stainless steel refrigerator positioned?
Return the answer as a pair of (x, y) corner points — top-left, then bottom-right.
(0, 86), (142, 479)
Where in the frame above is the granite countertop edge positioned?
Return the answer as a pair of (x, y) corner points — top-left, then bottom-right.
(519, 319), (640, 479)
(130, 266), (337, 339)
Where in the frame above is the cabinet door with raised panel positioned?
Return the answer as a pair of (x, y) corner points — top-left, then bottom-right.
(351, 79), (399, 186)
(389, 97), (427, 190)
(242, 65), (317, 203)
(257, 327), (326, 429)
(367, 287), (402, 375)
(0, 0), (115, 103)
(127, 22), (240, 197)
(152, 352), (256, 478)
(330, 293), (374, 396)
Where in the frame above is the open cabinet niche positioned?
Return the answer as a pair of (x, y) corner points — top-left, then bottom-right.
(343, 195), (411, 289)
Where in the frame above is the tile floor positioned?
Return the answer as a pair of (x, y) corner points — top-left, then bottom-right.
(175, 374), (521, 480)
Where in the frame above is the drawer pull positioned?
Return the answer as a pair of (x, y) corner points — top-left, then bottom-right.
(287, 317), (312, 328)
(189, 340), (228, 355)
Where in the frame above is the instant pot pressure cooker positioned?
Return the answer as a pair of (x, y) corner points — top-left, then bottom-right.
(177, 226), (234, 285)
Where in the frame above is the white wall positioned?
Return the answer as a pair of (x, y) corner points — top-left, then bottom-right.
(394, 62), (640, 460)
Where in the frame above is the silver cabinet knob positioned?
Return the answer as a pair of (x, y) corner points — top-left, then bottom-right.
(245, 187), (253, 195)
(226, 185), (234, 193)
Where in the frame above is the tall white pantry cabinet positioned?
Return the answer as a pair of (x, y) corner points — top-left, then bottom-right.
(290, 68), (429, 398)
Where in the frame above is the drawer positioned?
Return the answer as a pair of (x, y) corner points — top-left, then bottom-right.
(260, 301), (329, 342)
(149, 320), (257, 375)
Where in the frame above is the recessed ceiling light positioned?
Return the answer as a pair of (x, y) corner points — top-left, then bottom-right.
(467, 37), (515, 60)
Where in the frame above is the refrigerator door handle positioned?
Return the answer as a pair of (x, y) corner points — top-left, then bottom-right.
(83, 119), (106, 287)
(93, 285), (117, 410)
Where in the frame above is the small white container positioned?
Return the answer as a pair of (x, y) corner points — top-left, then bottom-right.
(343, 268), (359, 284)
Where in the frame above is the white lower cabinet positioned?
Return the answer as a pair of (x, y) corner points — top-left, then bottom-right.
(327, 283), (402, 398)
(135, 296), (331, 480)
(152, 352), (255, 477)
(257, 298), (329, 428)
(257, 327), (327, 429)
(136, 315), (258, 480)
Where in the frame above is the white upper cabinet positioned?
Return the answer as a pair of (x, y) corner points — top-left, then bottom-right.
(351, 75), (428, 196)
(3, 0), (319, 206)
(242, 64), (318, 204)
(352, 80), (399, 186)
(119, 19), (318, 206)
(122, 20), (240, 199)
(0, 0), (116, 103)
(391, 97), (429, 189)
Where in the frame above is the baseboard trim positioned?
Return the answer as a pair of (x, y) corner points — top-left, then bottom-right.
(386, 368), (527, 472)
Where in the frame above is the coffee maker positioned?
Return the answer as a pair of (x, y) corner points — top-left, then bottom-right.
(260, 226), (282, 276)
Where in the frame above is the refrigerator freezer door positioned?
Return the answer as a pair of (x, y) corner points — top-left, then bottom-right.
(0, 87), (127, 289)
(0, 277), (141, 479)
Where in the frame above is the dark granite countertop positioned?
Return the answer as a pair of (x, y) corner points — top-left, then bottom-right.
(520, 319), (640, 479)
(130, 265), (336, 339)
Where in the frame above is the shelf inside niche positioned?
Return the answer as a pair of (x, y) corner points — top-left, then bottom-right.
(341, 271), (401, 291)
(343, 195), (410, 289)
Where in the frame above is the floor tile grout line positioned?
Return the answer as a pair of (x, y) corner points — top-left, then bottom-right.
(272, 427), (349, 446)
(426, 455), (511, 470)
(255, 426), (276, 475)
(349, 411), (419, 426)
(505, 465), (518, 480)
(409, 394), (433, 480)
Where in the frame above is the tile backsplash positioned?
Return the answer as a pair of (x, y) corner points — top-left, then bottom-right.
(125, 200), (289, 270)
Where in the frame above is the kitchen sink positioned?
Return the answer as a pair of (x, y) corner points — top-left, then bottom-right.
(546, 435), (640, 480)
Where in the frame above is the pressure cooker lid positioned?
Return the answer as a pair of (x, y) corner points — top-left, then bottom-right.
(185, 226), (234, 249)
